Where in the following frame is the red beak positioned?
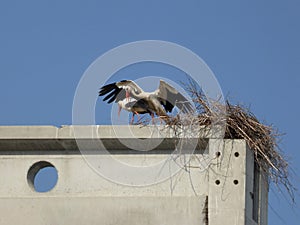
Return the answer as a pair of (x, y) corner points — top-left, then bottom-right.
(118, 105), (122, 117)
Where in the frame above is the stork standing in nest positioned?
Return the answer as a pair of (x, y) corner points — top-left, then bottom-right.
(99, 79), (193, 123)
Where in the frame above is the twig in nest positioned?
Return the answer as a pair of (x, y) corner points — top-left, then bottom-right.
(161, 80), (296, 203)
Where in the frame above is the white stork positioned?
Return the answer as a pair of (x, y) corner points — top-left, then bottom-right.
(99, 79), (193, 122)
(117, 97), (152, 123)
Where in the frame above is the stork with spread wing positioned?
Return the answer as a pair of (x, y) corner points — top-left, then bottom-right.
(99, 79), (193, 123)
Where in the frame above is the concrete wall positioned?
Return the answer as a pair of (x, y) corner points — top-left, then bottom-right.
(0, 126), (268, 225)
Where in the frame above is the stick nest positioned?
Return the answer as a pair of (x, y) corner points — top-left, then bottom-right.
(164, 80), (296, 202)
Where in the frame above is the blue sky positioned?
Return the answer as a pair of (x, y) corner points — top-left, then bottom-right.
(0, 1), (300, 224)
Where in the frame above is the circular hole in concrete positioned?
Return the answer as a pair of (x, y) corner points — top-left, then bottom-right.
(216, 151), (221, 157)
(215, 180), (220, 185)
(234, 152), (239, 157)
(27, 161), (58, 192)
(233, 179), (239, 185)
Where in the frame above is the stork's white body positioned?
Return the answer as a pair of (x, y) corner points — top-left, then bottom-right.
(99, 79), (194, 123)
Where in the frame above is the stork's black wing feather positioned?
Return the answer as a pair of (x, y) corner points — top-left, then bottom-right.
(161, 100), (174, 113)
(158, 80), (194, 114)
(167, 92), (193, 113)
(99, 83), (115, 96)
(103, 89), (118, 101)
(125, 98), (152, 114)
(99, 81), (126, 104)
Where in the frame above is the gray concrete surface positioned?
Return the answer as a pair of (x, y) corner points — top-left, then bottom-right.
(0, 126), (268, 225)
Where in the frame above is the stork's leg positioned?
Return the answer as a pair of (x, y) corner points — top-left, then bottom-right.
(151, 113), (155, 124)
(159, 115), (167, 124)
(134, 111), (141, 122)
(130, 113), (135, 124)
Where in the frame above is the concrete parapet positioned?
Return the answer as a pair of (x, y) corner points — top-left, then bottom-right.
(0, 126), (268, 225)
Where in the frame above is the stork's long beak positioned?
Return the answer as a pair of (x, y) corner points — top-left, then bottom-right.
(118, 105), (122, 117)
(126, 91), (130, 102)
